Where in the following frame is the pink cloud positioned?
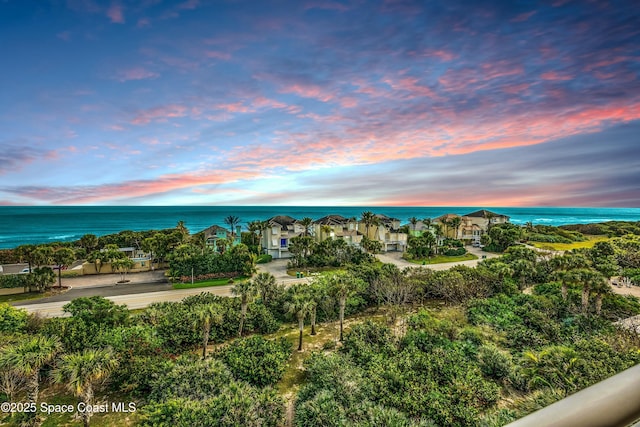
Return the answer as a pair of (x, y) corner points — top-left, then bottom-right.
(114, 67), (160, 82)
(280, 83), (334, 102)
(131, 104), (188, 125)
(511, 11), (536, 23)
(177, 0), (199, 10)
(107, 2), (124, 23)
(304, 1), (350, 12)
(540, 71), (573, 81)
(137, 18), (151, 28)
(204, 50), (231, 60)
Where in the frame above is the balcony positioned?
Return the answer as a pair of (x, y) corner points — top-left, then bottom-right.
(505, 363), (640, 427)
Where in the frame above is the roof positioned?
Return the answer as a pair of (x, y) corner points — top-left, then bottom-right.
(201, 224), (229, 236)
(374, 214), (400, 223)
(314, 214), (349, 225)
(434, 213), (461, 221)
(268, 215), (298, 229)
(463, 209), (509, 219)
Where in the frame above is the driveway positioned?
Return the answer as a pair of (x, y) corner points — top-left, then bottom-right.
(375, 247), (500, 271)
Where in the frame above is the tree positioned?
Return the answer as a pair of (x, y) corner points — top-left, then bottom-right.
(285, 284), (312, 351)
(192, 304), (223, 359)
(328, 272), (366, 341)
(112, 257), (135, 283)
(591, 276), (611, 316)
(487, 223), (523, 252)
(450, 216), (462, 240)
(305, 278), (328, 336)
(361, 236), (382, 254)
(574, 268), (604, 314)
(52, 247), (75, 288)
(361, 211), (376, 239)
(53, 348), (119, 427)
(299, 217), (314, 237)
(15, 244), (37, 273)
(320, 224), (333, 241)
(0, 336), (61, 412)
(33, 245), (53, 268)
(175, 221), (189, 243)
(32, 267), (55, 293)
(224, 215), (241, 238)
(408, 217), (418, 234)
(252, 272), (277, 305)
(79, 234), (98, 255)
(232, 280), (255, 337)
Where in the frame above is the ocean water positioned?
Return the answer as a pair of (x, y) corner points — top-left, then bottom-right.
(0, 206), (639, 249)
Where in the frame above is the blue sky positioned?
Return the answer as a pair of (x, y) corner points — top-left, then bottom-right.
(0, 0), (639, 206)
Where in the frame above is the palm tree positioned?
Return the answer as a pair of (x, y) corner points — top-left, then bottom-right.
(576, 268), (603, 314)
(328, 272), (359, 342)
(408, 217), (418, 235)
(0, 336), (61, 410)
(224, 215), (241, 238)
(33, 245), (53, 268)
(485, 212), (497, 231)
(299, 217), (314, 237)
(591, 276), (611, 316)
(232, 280), (255, 337)
(253, 272), (277, 305)
(361, 211), (376, 239)
(247, 220), (261, 247)
(111, 257), (135, 283)
(450, 216), (462, 240)
(305, 279), (327, 336)
(192, 304), (223, 359)
(321, 224), (332, 241)
(53, 348), (119, 427)
(285, 284), (312, 351)
(52, 247), (76, 288)
(79, 234), (98, 255)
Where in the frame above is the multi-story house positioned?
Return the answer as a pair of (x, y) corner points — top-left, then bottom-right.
(434, 210), (510, 243)
(201, 224), (241, 250)
(312, 215), (362, 246)
(261, 215), (304, 259)
(358, 214), (408, 252)
(459, 209), (510, 242)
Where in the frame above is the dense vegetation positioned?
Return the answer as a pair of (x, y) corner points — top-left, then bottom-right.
(2, 220), (640, 426)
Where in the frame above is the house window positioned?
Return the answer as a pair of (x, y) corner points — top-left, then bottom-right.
(280, 238), (287, 248)
(141, 262), (145, 266)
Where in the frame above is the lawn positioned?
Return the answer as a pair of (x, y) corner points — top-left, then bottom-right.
(408, 253), (478, 265)
(528, 235), (610, 251)
(172, 276), (248, 289)
(0, 291), (50, 304)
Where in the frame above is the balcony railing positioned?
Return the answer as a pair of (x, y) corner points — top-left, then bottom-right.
(505, 363), (640, 427)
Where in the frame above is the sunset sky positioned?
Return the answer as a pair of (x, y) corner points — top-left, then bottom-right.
(1, 0), (639, 206)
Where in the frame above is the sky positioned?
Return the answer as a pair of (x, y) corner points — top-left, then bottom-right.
(0, 0), (639, 207)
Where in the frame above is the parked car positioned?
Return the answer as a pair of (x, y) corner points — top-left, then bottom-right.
(19, 267), (31, 274)
(52, 265), (68, 270)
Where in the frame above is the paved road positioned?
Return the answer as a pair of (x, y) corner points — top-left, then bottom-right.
(14, 247), (498, 317)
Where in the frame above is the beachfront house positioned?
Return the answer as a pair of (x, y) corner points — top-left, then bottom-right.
(201, 224), (242, 250)
(262, 215), (304, 259)
(312, 215), (363, 245)
(434, 210), (510, 243)
(358, 214), (408, 252)
(459, 209), (510, 242)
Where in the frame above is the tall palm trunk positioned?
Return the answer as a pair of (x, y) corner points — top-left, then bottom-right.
(27, 371), (39, 406)
(310, 307), (317, 336)
(561, 283), (568, 301)
(297, 317), (304, 351)
(339, 298), (346, 342)
(202, 321), (210, 359)
(581, 286), (590, 313)
(81, 385), (94, 427)
(239, 298), (248, 337)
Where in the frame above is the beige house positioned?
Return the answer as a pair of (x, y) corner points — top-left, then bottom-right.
(261, 215), (304, 259)
(434, 210), (510, 243)
(312, 215), (363, 246)
(358, 214), (408, 252)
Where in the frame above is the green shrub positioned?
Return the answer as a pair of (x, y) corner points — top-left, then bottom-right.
(0, 274), (31, 289)
(257, 254), (273, 264)
(0, 303), (28, 333)
(218, 336), (292, 387)
(444, 247), (467, 256)
(478, 344), (513, 380)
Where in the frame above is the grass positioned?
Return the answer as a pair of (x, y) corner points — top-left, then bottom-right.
(528, 235), (610, 251)
(0, 291), (50, 303)
(408, 253), (478, 265)
(286, 266), (343, 277)
(172, 276), (248, 289)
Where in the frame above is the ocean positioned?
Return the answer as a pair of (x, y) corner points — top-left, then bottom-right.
(1, 206), (639, 249)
